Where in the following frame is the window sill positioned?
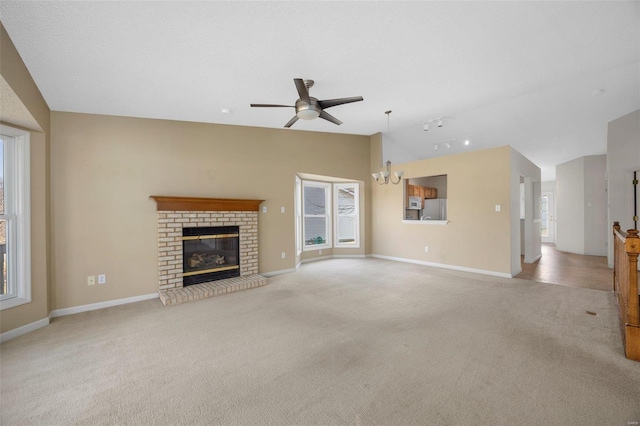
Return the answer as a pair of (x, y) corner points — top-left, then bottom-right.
(334, 244), (361, 249)
(0, 296), (31, 311)
(402, 220), (449, 225)
(303, 244), (331, 252)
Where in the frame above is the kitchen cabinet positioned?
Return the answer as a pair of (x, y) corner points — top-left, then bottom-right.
(424, 187), (438, 199)
(406, 182), (438, 207)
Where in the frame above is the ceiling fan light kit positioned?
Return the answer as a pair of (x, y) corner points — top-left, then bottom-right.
(251, 79), (363, 128)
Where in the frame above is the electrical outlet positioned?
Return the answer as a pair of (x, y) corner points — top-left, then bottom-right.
(262, 206), (267, 213)
(424, 246), (429, 253)
(281, 252), (286, 259)
(98, 274), (106, 284)
(495, 204), (501, 212)
(281, 206), (285, 213)
(87, 275), (95, 286)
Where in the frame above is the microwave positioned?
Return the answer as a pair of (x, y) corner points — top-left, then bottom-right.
(408, 196), (422, 210)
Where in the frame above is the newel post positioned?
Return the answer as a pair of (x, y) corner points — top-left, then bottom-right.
(613, 222), (621, 291)
(626, 229), (639, 324)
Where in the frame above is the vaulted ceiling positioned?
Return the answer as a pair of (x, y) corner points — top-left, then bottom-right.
(1, 1), (638, 180)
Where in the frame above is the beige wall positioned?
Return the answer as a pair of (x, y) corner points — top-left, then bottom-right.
(371, 144), (514, 275)
(0, 23), (51, 333)
(50, 112), (371, 309)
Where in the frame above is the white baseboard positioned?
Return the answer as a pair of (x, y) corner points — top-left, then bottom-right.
(371, 254), (513, 278)
(301, 254), (366, 264)
(263, 255), (367, 274)
(261, 268), (298, 277)
(524, 253), (542, 263)
(50, 293), (159, 318)
(0, 317), (49, 343)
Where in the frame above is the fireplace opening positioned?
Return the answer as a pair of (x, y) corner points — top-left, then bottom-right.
(182, 226), (240, 286)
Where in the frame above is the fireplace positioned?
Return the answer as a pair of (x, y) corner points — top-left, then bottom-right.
(182, 226), (240, 286)
(150, 196), (267, 306)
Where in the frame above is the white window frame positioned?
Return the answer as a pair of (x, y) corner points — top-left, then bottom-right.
(334, 183), (360, 248)
(0, 125), (31, 310)
(295, 176), (302, 256)
(302, 180), (332, 251)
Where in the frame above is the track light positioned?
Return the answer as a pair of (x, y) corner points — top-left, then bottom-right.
(424, 117), (445, 130)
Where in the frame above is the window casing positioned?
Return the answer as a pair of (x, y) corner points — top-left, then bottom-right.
(295, 176), (302, 256)
(0, 125), (31, 310)
(334, 183), (360, 248)
(302, 181), (332, 251)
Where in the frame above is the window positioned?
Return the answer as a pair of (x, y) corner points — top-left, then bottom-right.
(302, 181), (331, 251)
(334, 183), (360, 247)
(0, 125), (31, 311)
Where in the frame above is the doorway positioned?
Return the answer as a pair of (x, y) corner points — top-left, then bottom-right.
(541, 191), (555, 243)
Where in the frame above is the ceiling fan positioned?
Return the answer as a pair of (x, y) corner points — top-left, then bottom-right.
(250, 78), (364, 128)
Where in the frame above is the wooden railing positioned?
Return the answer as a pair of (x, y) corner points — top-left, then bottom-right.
(613, 222), (640, 361)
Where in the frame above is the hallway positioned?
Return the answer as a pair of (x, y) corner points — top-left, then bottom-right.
(516, 244), (611, 292)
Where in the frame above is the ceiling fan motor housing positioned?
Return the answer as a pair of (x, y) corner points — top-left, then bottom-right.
(296, 98), (321, 120)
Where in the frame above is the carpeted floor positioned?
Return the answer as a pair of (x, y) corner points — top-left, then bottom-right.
(1, 258), (639, 425)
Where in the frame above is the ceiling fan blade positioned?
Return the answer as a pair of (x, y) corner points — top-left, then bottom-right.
(284, 115), (299, 128)
(318, 96), (364, 110)
(319, 110), (343, 126)
(250, 104), (294, 108)
(294, 79), (310, 103)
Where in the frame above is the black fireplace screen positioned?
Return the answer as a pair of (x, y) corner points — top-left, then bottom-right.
(182, 226), (240, 286)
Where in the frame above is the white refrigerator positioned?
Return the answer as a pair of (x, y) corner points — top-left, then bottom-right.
(422, 199), (447, 220)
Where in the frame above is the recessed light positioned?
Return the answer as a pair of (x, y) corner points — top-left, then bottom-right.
(221, 108), (231, 114)
(464, 140), (470, 146)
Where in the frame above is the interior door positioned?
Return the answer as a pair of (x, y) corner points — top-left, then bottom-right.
(541, 192), (555, 243)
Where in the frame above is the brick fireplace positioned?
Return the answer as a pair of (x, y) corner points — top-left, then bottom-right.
(150, 196), (268, 306)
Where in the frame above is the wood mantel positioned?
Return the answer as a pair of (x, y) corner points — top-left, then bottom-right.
(150, 196), (263, 212)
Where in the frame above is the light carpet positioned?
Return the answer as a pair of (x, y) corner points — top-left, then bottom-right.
(1, 258), (639, 425)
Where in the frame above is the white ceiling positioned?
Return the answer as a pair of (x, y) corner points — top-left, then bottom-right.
(1, 1), (638, 181)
